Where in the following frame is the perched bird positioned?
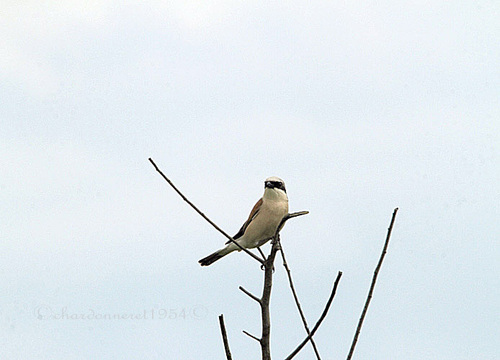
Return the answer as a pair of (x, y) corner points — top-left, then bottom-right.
(199, 176), (289, 266)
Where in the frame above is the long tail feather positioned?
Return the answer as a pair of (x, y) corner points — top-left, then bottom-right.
(198, 250), (226, 266)
(199, 242), (239, 266)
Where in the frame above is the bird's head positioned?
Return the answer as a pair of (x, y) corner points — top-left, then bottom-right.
(264, 176), (287, 200)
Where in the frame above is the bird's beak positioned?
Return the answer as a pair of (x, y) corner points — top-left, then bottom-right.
(265, 181), (272, 188)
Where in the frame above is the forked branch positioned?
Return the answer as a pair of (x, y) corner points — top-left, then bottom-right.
(150, 158), (397, 360)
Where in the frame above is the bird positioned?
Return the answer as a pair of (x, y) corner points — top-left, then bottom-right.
(198, 176), (289, 266)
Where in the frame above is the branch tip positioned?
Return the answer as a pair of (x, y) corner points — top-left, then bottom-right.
(243, 330), (261, 343)
(346, 208), (398, 360)
(149, 158), (264, 265)
(239, 286), (261, 304)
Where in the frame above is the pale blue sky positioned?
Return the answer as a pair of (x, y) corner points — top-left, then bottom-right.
(1, 1), (499, 359)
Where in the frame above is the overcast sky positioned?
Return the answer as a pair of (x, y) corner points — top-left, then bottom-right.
(1, 1), (499, 359)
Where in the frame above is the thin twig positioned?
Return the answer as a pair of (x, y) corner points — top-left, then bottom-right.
(257, 247), (266, 261)
(279, 242), (321, 359)
(346, 208), (399, 360)
(239, 286), (261, 304)
(277, 211), (309, 233)
(218, 314), (232, 360)
(149, 158), (264, 265)
(242, 330), (261, 342)
(285, 271), (343, 360)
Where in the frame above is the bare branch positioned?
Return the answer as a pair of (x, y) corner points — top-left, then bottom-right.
(149, 158), (264, 265)
(279, 242), (321, 359)
(277, 211), (309, 234)
(239, 286), (261, 304)
(218, 314), (232, 360)
(242, 330), (261, 343)
(285, 271), (343, 360)
(346, 207), (399, 360)
(257, 247), (266, 261)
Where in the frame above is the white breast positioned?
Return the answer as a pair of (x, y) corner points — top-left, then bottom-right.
(238, 194), (289, 249)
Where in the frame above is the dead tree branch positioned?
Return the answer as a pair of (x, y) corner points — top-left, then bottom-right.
(150, 158), (398, 360)
(285, 271), (343, 360)
(149, 158), (264, 265)
(257, 247), (266, 261)
(243, 330), (261, 342)
(239, 286), (261, 304)
(279, 243), (321, 359)
(218, 314), (232, 360)
(346, 207), (399, 360)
